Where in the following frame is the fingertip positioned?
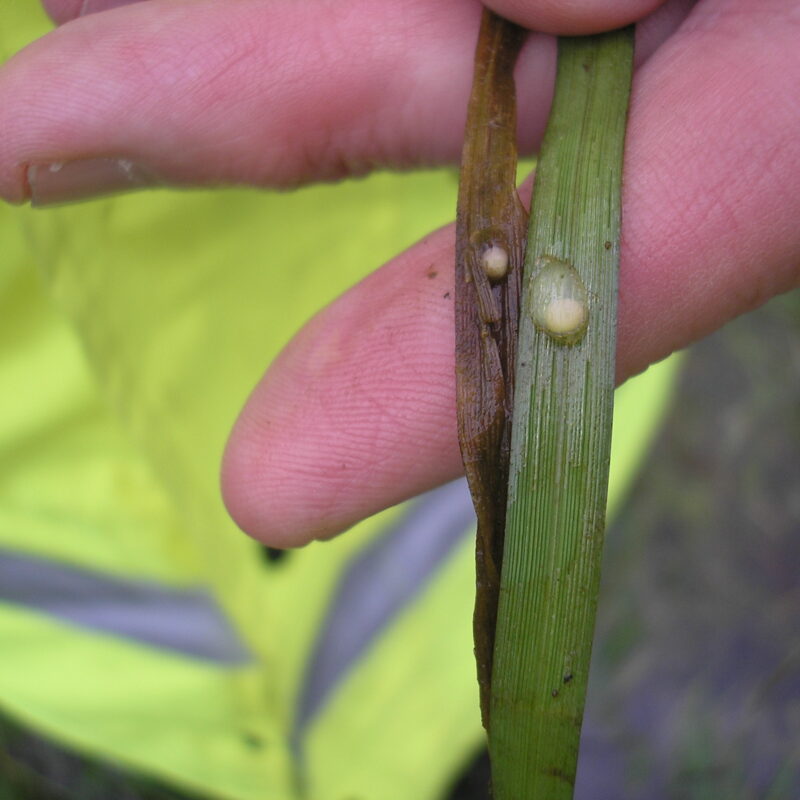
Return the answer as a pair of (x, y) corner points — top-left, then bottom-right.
(40, 1), (84, 25)
(484, 0), (667, 35)
(221, 425), (330, 549)
(221, 228), (464, 547)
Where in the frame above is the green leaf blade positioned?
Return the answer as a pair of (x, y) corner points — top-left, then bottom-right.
(490, 29), (634, 799)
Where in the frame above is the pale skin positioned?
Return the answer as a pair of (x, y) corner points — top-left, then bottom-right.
(1, 0), (799, 545)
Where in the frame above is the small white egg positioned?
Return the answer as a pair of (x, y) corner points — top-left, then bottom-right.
(480, 244), (509, 282)
(531, 256), (589, 345)
(541, 297), (587, 335)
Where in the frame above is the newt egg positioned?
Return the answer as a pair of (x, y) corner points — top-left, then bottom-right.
(531, 256), (589, 345)
(480, 244), (509, 282)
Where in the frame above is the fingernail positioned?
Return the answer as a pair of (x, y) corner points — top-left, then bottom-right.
(27, 158), (158, 207)
(80, 0), (146, 16)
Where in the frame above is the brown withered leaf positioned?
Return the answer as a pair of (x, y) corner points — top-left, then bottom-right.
(455, 10), (528, 731)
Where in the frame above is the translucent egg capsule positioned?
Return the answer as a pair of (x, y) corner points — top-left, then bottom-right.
(531, 256), (589, 345)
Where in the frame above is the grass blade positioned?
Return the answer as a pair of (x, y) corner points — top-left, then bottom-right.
(489, 28), (634, 798)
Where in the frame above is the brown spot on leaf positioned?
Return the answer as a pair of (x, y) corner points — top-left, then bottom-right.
(546, 767), (575, 786)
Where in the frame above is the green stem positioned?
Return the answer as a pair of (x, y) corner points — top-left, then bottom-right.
(489, 29), (634, 798)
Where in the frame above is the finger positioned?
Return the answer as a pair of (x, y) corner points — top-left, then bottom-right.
(483, 0), (669, 35)
(222, 228), (462, 546)
(0, 0), (552, 204)
(619, 0), (800, 375)
(41, 0), (674, 32)
(222, 0), (800, 546)
(1, 0), (685, 206)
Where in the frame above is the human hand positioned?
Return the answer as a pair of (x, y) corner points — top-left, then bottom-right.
(2, 0), (798, 545)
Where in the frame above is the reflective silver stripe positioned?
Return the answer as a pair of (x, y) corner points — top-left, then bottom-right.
(0, 548), (252, 665)
(292, 479), (476, 751)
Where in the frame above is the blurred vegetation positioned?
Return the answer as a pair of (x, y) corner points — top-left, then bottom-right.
(581, 288), (800, 799)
